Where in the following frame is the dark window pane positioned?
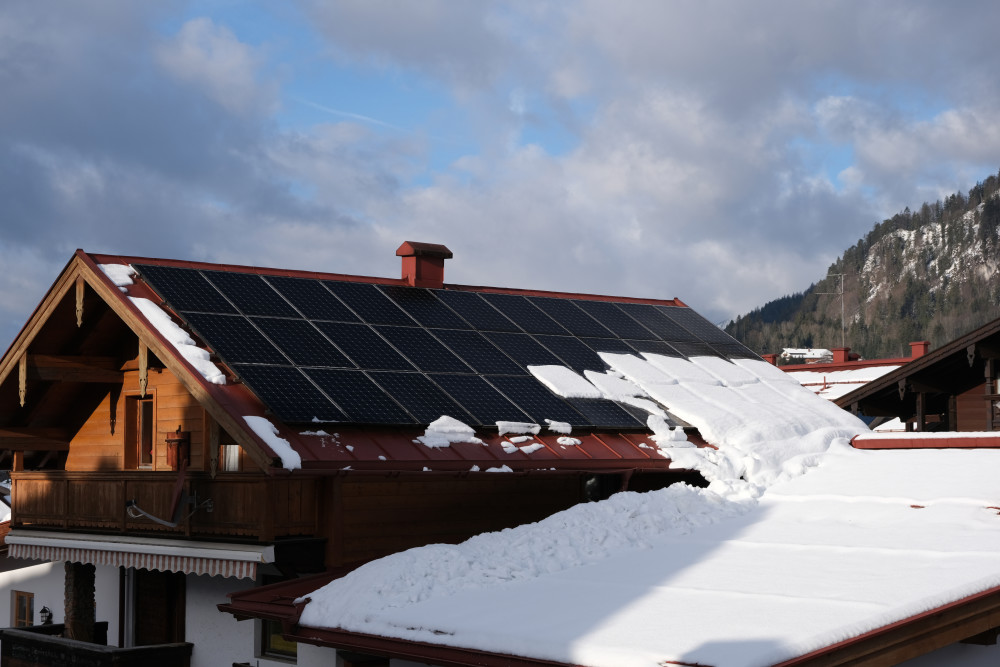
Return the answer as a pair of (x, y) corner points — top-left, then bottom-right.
(253, 318), (354, 368)
(234, 365), (347, 423)
(266, 276), (360, 322)
(135, 265), (236, 314)
(307, 369), (416, 424)
(433, 290), (521, 332)
(323, 281), (415, 325)
(314, 322), (415, 370)
(431, 329), (525, 375)
(376, 326), (471, 373)
(184, 313), (287, 364)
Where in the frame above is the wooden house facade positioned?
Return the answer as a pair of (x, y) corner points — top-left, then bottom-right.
(0, 245), (730, 666)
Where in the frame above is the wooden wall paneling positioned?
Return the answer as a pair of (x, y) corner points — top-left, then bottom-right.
(956, 382), (988, 432)
(66, 390), (124, 472)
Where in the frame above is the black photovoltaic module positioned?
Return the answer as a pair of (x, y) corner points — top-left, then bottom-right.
(133, 264), (759, 427)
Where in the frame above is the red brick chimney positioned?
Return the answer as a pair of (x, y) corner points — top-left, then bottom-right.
(396, 241), (453, 288)
(832, 347), (851, 364)
(761, 353), (778, 366)
(910, 341), (930, 358)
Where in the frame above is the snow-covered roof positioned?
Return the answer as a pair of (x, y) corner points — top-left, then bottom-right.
(785, 364), (904, 400)
(781, 348), (832, 360)
(288, 355), (974, 667)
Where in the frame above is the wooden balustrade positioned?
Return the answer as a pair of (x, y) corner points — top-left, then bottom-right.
(10, 471), (318, 543)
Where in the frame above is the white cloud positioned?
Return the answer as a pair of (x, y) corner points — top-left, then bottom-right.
(156, 17), (275, 115)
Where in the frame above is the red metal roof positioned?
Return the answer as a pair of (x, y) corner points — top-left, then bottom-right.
(852, 433), (1000, 450)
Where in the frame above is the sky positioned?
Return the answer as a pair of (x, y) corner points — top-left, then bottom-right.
(3, 1), (1000, 352)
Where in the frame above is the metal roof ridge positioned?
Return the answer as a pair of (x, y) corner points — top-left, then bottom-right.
(85, 251), (686, 306)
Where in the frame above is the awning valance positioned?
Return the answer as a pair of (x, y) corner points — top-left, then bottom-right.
(6, 530), (273, 580)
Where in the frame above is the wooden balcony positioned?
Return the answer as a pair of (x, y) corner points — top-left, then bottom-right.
(10, 471), (318, 543)
(0, 625), (192, 667)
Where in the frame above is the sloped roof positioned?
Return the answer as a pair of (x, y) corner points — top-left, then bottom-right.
(0, 249), (759, 474)
(272, 442), (1000, 667)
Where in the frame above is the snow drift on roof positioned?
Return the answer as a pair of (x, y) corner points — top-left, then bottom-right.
(296, 355), (887, 665)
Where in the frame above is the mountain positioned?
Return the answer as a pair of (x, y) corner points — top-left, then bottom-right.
(726, 169), (1000, 360)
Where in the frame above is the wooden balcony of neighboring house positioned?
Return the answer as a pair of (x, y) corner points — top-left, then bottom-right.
(8, 470), (319, 543)
(0, 623), (192, 667)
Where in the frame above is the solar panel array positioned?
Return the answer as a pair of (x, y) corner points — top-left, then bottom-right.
(134, 264), (758, 428)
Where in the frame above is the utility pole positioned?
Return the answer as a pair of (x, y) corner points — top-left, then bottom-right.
(817, 273), (847, 348)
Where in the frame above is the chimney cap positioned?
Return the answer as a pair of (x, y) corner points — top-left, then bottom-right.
(396, 241), (453, 259)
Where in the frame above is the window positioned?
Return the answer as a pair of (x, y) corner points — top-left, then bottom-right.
(260, 618), (297, 660)
(12, 590), (33, 627)
(125, 395), (155, 469)
(220, 444), (242, 472)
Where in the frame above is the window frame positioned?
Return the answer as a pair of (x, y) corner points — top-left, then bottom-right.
(11, 590), (34, 628)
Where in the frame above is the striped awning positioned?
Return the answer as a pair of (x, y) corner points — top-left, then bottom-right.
(6, 530), (274, 580)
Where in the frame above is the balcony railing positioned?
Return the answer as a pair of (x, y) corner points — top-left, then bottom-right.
(10, 471), (318, 543)
(0, 625), (192, 667)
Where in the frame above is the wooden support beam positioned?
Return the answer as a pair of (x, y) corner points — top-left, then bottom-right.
(138, 342), (148, 397)
(0, 427), (71, 450)
(18, 354), (26, 406)
(75, 275), (85, 327)
(25, 355), (123, 383)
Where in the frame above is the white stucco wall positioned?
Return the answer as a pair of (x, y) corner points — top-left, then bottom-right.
(184, 573), (297, 667)
(0, 560), (119, 645)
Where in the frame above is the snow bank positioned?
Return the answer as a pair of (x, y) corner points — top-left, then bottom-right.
(243, 416), (301, 470)
(129, 297), (226, 385)
(417, 416), (483, 449)
(528, 365), (602, 399)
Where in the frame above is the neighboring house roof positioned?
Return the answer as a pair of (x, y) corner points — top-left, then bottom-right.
(0, 246), (761, 475)
(239, 434), (1000, 667)
(836, 317), (1000, 417)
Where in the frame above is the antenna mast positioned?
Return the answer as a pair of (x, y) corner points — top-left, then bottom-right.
(817, 273), (847, 348)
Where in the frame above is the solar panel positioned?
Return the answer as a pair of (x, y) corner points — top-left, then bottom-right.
(233, 364), (347, 423)
(306, 368), (416, 424)
(323, 281), (416, 326)
(581, 337), (637, 355)
(573, 300), (658, 340)
(534, 335), (608, 373)
(527, 296), (614, 337)
(429, 374), (532, 425)
(379, 285), (471, 329)
(433, 290), (521, 332)
(712, 341), (760, 359)
(566, 398), (646, 429)
(484, 332), (563, 368)
(615, 302), (697, 343)
(313, 322), (415, 371)
(266, 276), (360, 322)
(486, 375), (587, 426)
(252, 318), (354, 368)
(624, 339), (684, 357)
(479, 293), (569, 335)
(184, 313), (288, 365)
(134, 265), (237, 314)
(375, 326), (471, 373)
(370, 372), (475, 424)
(658, 306), (733, 344)
(667, 340), (724, 358)
(430, 329), (526, 375)
(203, 271), (299, 318)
